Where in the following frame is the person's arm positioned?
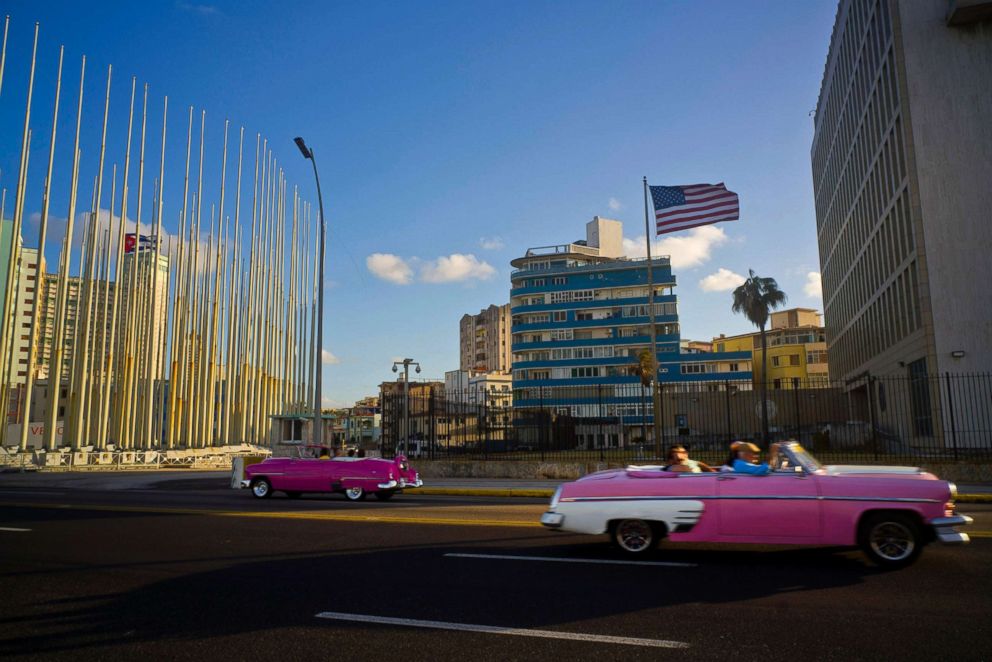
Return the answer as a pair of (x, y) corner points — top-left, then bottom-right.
(697, 461), (716, 473)
(732, 458), (770, 475)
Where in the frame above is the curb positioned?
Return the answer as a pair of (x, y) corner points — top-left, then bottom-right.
(416, 487), (555, 498)
(416, 487), (992, 503)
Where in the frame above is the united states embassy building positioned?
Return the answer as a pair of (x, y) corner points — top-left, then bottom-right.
(509, 217), (752, 446)
(812, 0), (991, 444)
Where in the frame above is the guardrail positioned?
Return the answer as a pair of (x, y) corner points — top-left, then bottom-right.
(0, 449), (269, 472)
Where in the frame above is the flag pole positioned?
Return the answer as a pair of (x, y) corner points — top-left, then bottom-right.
(20, 44), (63, 451)
(142, 94), (167, 447)
(0, 15), (10, 97)
(43, 54), (85, 451)
(643, 177), (664, 458)
(0, 23), (39, 448)
(221, 126), (244, 445)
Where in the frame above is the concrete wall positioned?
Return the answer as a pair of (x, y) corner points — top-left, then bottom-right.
(898, 0), (992, 375)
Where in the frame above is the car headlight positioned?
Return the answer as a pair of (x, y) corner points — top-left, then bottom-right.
(549, 485), (563, 509)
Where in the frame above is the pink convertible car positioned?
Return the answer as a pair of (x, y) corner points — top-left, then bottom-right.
(540, 442), (971, 568)
(242, 452), (423, 501)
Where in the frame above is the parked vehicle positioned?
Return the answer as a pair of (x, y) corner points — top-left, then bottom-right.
(242, 451), (422, 501)
(540, 441), (971, 568)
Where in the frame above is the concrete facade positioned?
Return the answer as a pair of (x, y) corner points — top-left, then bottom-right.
(812, 0), (992, 381)
(459, 303), (512, 373)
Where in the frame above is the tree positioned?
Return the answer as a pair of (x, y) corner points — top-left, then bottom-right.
(732, 270), (787, 443)
(631, 349), (656, 448)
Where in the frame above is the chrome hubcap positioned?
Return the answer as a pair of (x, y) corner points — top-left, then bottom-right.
(253, 482), (268, 497)
(869, 522), (914, 561)
(616, 520), (652, 552)
(346, 487), (363, 499)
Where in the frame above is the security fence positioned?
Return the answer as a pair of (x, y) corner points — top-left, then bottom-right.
(379, 374), (992, 465)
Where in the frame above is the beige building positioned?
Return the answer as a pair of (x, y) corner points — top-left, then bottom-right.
(812, 0), (992, 381)
(118, 251), (171, 380)
(459, 303), (512, 373)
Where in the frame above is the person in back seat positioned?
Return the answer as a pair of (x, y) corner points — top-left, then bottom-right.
(664, 445), (715, 473)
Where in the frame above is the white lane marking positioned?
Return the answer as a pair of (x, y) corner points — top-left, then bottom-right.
(314, 612), (689, 649)
(445, 552), (697, 568)
(0, 527), (31, 532)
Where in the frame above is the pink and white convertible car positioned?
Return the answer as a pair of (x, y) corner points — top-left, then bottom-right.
(541, 442), (971, 568)
(242, 453), (422, 501)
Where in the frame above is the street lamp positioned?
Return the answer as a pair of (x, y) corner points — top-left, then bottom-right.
(391, 358), (421, 456)
(294, 136), (326, 449)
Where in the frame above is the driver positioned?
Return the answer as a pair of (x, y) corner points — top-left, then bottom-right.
(722, 441), (780, 475)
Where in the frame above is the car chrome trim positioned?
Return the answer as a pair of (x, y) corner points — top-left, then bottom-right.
(931, 514), (973, 544)
(239, 479), (250, 489)
(541, 511), (565, 528)
(561, 495), (942, 504)
(377, 480), (398, 489)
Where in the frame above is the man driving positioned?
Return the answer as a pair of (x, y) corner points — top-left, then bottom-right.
(722, 440), (781, 475)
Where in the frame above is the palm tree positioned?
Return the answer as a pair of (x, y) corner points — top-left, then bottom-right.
(732, 270), (787, 443)
(631, 348), (655, 448)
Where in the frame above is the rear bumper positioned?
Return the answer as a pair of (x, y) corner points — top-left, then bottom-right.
(377, 478), (424, 490)
(541, 511), (564, 529)
(239, 479), (250, 489)
(931, 515), (973, 544)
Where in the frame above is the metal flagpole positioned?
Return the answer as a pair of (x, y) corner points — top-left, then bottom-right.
(43, 54), (85, 451)
(0, 15), (10, 97)
(142, 95), (167, 447)
(642, 177), (664, 458)
(221, 126), (244, 445)
(206, 120), (229, 445)
(166, 106), (193, 448)
(241, 135), (261, 443)
(19, 45), (63, 451)
(0, 23), (39, 447)
(119, 82), (149, 449)
(91, 168), (115, 446)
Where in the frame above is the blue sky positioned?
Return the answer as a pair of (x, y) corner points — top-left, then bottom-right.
(0, 0), (837, 406)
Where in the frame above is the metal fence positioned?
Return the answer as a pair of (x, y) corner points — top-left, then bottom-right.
(379, 374), (992, 465)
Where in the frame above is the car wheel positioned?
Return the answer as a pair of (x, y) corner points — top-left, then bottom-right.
(250, 478), (272, 499)
(859, 513), (923, 569)
(611, 519), (660, 555)
(374, 491), (395, 501)
(344, 486), (366, 501)
(285, 491), (302, 499)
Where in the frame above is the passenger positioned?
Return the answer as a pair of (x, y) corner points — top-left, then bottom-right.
(722, 441), (780, 475)
(347, 448), (356, 457)
(318, 449), (330, 460)
(664, 445), (715, 473)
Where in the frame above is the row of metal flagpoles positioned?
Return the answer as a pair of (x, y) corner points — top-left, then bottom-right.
(0, 18), (321, 451)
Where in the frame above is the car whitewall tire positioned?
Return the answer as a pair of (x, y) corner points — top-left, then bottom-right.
(612, 519), (660, 555)
(344, 486), (366, 501)
(250, 478), (272, 499)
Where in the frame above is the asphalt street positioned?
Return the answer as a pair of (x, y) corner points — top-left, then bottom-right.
(1, 477), (989, 661)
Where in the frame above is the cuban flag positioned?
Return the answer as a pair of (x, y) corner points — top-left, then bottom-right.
(649, 183), (740, 235)
(124, 233), (158, 253)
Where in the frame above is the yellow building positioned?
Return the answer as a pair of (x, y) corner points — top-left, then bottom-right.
(713, 308), (829, 388)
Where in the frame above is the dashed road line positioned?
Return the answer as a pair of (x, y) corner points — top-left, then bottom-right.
(445, 552), (697, 567)
(314, 611), (690, 649)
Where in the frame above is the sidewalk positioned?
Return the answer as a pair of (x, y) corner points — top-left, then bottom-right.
(1, 470), (990, 501)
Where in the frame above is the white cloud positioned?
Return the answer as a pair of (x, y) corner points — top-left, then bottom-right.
(608, 197), (623, 212)
(804, 271), (822, 298)
(366, 253), (413, 285)
(419, 253), (496, 283)
(479, 236), (505, 250)
(321, 349), (340, 365)
(622, 225), (729, 270)
(699, 267), (747, 292)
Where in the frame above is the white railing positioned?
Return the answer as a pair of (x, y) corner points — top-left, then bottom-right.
(0, 447), (269, 472)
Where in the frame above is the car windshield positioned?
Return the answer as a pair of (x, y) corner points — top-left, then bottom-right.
(778, 443), (822, 473)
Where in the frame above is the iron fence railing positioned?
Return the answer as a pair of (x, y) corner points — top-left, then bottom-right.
(378, 374), (992, 464)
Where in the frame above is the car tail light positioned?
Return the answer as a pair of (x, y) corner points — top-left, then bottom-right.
(945, 501), (956, 517)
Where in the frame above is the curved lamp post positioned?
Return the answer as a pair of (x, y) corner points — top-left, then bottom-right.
(294, 136), (326, 448)
(392, 358), (421, 456)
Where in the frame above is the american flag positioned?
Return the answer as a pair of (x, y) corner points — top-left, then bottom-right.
(649, 183), (740, 235)
(124, 233), (158, 254)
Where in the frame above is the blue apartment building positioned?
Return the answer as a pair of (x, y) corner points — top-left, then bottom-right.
(510, 217), (752, 446)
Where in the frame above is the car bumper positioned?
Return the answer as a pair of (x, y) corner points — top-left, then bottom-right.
(239, 479), (250, 489)
(377, 478), (424, 490)
(541, 511), (564, 529)
(931, 515), (973, 544)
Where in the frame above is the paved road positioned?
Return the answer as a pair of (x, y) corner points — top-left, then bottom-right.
(1, 479), (989, 661)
